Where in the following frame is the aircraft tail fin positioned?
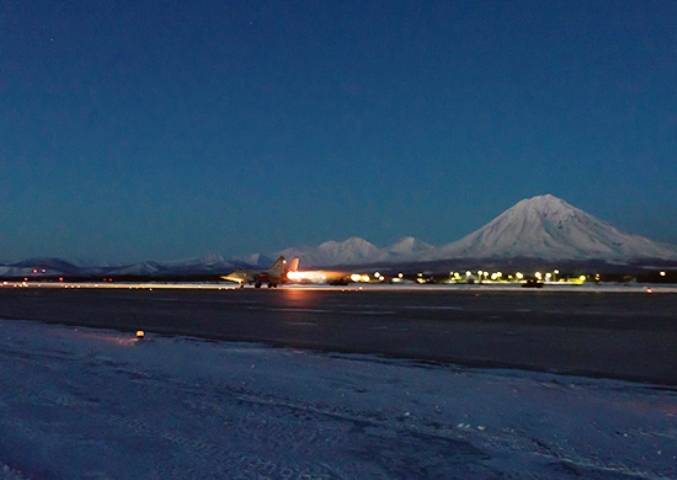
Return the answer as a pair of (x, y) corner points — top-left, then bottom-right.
(288, 257), (300, 273)
(268, 256), (287, 277)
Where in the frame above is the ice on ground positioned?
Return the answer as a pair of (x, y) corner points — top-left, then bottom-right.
(0, 319), (675, 479)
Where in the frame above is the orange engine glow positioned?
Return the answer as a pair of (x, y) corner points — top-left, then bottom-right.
(286, 271), (303, 280)
(287, 270), (329, 282)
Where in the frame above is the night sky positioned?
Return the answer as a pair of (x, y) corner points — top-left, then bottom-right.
(1, 1), (676, 263)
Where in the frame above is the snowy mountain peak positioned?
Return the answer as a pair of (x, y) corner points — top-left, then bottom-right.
(512, 193), (572, 212)
(279, 237), (384, 267)
(387, 237), (434, 258)
(438, 196), (676, 261)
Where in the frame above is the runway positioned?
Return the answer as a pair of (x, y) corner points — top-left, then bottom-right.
(0, 286), (676, 385)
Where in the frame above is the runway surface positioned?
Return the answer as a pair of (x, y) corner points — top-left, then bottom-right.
(0, 286), (676, 385)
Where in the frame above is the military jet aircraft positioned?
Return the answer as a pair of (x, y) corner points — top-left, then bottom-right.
(221, 256), (299, 288)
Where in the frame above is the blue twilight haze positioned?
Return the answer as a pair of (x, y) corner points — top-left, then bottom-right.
(1, 1), (676, 263)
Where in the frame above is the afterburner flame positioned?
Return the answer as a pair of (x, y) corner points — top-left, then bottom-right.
(287, 270), (327, 282)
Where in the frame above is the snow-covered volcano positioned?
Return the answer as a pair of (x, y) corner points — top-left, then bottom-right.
(436, 194), (676, 261)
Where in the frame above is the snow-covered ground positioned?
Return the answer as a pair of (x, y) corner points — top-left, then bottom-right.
(0, 319), (675, 479)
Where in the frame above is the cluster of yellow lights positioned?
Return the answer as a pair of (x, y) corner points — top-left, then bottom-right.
(440, 269), (593, 284)
(350, 273), (371, 283)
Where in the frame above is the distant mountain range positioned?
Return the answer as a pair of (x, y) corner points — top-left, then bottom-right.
(276, 195), (677, 267)
(1, 194), (675, 277)
(0, 255), (255, 278)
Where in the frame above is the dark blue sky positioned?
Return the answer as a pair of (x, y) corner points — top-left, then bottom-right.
(1, 0), (676, 262)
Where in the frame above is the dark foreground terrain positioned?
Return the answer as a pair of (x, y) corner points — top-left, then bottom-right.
(1, 287), (676, 385)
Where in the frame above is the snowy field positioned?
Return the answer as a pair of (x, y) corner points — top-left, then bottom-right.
(0, 319), (675, 479)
